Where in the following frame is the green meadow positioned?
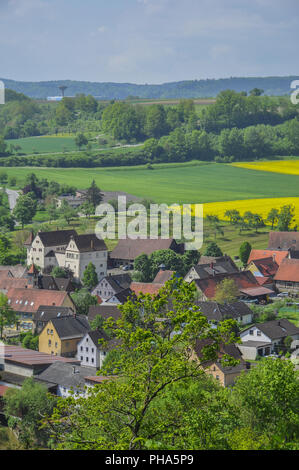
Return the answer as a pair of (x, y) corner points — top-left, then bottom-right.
(5, 136), (98, 154)
(4, 162), (299, 204)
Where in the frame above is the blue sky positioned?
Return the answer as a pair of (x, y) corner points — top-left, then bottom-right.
(0, 0), (298, 83)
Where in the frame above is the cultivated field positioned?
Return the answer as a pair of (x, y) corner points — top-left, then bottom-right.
(232, 159), (299, 176)
(4, 162), (299, 205)
(204, 197), (299, 225)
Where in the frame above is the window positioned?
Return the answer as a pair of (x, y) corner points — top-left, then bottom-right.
(48, 340), (51, 346)
(86, 347), (89, 352)
(86, 357), (89, 362)
(80, 346), (83, 351)
(215, 375), (220, 380)
(91, 348), (94, 353)
(91, 358), (94, 364)
(257, 331), (261, 336)
(249, 330), (254, 335)
(55, 342), (58, 348)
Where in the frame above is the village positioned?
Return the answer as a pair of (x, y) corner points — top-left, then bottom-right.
(1, 221), (299, 405)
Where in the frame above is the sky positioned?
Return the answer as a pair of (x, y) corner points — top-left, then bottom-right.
(0, 0), (298, 83)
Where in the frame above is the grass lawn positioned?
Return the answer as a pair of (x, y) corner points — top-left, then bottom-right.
(278, 307), (299, 327)
(2, 162), (299, 205)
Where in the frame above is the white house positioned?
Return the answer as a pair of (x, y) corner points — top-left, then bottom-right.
(77, 330), (119, 369)
(239, 318), (299, 360)
(25, 230), (108, 283)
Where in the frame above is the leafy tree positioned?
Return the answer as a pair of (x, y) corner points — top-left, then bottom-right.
(71, 289), (98, 315)
(45, 279), (239, 450)
(58, 200), (77, 224)
(266, 208), (279, 229)
(4, 377), (56, 449)
(75, 133), (88, 150)
(86, 180), (103, 209)
(214, 278), (240, 304)
(22, 332), (39, 350)
(0, 292), (17, 339)
(239, 242), (252, 266)
(82, 262), (98, 289)
(206, 214), (224, 239)
(13, 194), (37, 228)
(231, 358), (299, 447)
(277, 205), (295, 231)
(80, 201), (94, 218)
(204, 242), (223, 257)
(51, 266), (68, 279)
(134, 253), (151, 282)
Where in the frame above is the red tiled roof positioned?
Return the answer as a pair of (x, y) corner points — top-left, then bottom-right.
(6, 288), (72, 313)
(274, 258), (299, 283)
(153, 270), (175, 284)
(130, 282), (164, 296)
(248, 249), (288, 266)
(194, 271), (268, 299)
(0, 277), (32, 291)
(84, 376), (116, 384)
(249, 257), (279, 277)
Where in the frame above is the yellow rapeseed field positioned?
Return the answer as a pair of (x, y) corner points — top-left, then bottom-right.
(203, 197), (299, 225)
(232, 160), (299, 176)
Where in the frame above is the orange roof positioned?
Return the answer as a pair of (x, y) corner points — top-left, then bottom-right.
(274, 258), (299, 283)
(153, 270), (175, 284)
(6, 288), (72, 313)
(130, 282), (164, 296)
(248, 249), (288, 266)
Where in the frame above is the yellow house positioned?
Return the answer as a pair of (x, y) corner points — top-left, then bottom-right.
(39, 315), (90, 357)
(191, 339), (249, 387)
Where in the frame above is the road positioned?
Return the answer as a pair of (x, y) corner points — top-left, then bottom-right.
(0, 188), (20, 211)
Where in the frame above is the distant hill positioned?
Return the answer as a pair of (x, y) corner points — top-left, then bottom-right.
(1, 76), (298, 100)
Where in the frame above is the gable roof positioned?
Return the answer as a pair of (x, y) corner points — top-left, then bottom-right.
(268, 231), (299, 251)
(0, 265), (27, 278)
(194, 271), (274, 299)
(244, 318), (299, 340)
(106, 287), (135, 304)
(36, 362), (96, 390)
(249, 257), (279, 277)
(153, 270), (175, 284)
(247, 249), (288, 266)
(109, 238), (180, 260)
(36, 230), (77, 247)
(274, 258), (299, 283)
(34, 305), (74, 323)
(93, 274), (132, 294)
(70, 234), (107, 253)
(88, 304), (122, 323)
(50, 315), (90, 340)
(195, 301), (253, 322)
(130, 282), (164, 296)
(193, 338), (246, 373)
(0, 277), (32, 292)
(6, 288), (73, 313)
(191, 260), (239, 279)
(1, 345), (79, 367)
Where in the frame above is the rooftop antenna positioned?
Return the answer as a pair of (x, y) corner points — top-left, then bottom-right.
(59, 85), (68, 98)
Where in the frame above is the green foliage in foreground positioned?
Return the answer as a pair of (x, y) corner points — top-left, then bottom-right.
(42, 279), (299, 450)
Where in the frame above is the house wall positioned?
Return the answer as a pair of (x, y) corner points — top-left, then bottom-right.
(4, 362), (34, 377)
(65, 247), (107, 282)
(184, 267), (199, 283)
(240, 326), (271, 343)
(77, 334), (103, 368)
(92, 278), (117, 300)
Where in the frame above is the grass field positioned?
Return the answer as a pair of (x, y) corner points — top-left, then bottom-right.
(232, 160), (299, 176)
(4, 162), (299, 205)
(5, 136), (98, 154)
